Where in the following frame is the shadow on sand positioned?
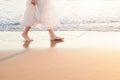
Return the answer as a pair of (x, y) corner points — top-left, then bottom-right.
(0, 40), (64, 62)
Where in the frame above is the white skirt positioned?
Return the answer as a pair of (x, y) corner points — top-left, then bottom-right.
(21, 0), (60, 28)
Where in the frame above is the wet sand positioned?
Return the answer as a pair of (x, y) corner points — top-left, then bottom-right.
(1, 48), (120, 80)
(1, 31), (120, 80)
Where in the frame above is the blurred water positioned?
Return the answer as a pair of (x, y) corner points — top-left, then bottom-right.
(0, 0), (120, 31)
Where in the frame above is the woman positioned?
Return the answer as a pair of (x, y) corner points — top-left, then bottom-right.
(21, 0), (64, 41)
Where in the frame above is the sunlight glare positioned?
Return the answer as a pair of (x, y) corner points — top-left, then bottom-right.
(55, 0), (120, 17)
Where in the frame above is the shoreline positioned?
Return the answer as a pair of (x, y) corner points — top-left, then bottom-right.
(0, 22), (120, 31)
(1, 31), (120, 51)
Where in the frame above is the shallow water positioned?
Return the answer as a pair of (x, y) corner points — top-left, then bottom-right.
(1, 0), (120, 31)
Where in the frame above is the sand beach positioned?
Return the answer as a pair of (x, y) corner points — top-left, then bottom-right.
(1, 31), (120, 80)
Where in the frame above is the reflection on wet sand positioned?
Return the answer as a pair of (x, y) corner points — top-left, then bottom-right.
(50, 40), (64, 48)
(23, 41), (31, 49)
(22, 40), (64, 48)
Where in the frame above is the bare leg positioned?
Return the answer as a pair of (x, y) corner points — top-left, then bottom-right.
(22, 26), (33, 42)
(48, 28), (64, 41)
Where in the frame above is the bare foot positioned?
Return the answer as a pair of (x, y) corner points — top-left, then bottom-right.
(50, 36), (64, 41)
(22, 33), (33, 42)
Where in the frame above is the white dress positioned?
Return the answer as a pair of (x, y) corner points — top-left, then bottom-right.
(21, 0), (60, 28)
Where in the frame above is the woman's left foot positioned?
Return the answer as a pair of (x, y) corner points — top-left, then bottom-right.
(22, 33), (33, 42)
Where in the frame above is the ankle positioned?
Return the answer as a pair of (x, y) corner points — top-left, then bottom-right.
(48, 29), (56, 37)
(22, 32), (28, 36)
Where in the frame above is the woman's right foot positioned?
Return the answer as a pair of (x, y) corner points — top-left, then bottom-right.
(50, 36), (64, 41)
(22, 33), (33, 42)
(48, 29), (64, 41)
